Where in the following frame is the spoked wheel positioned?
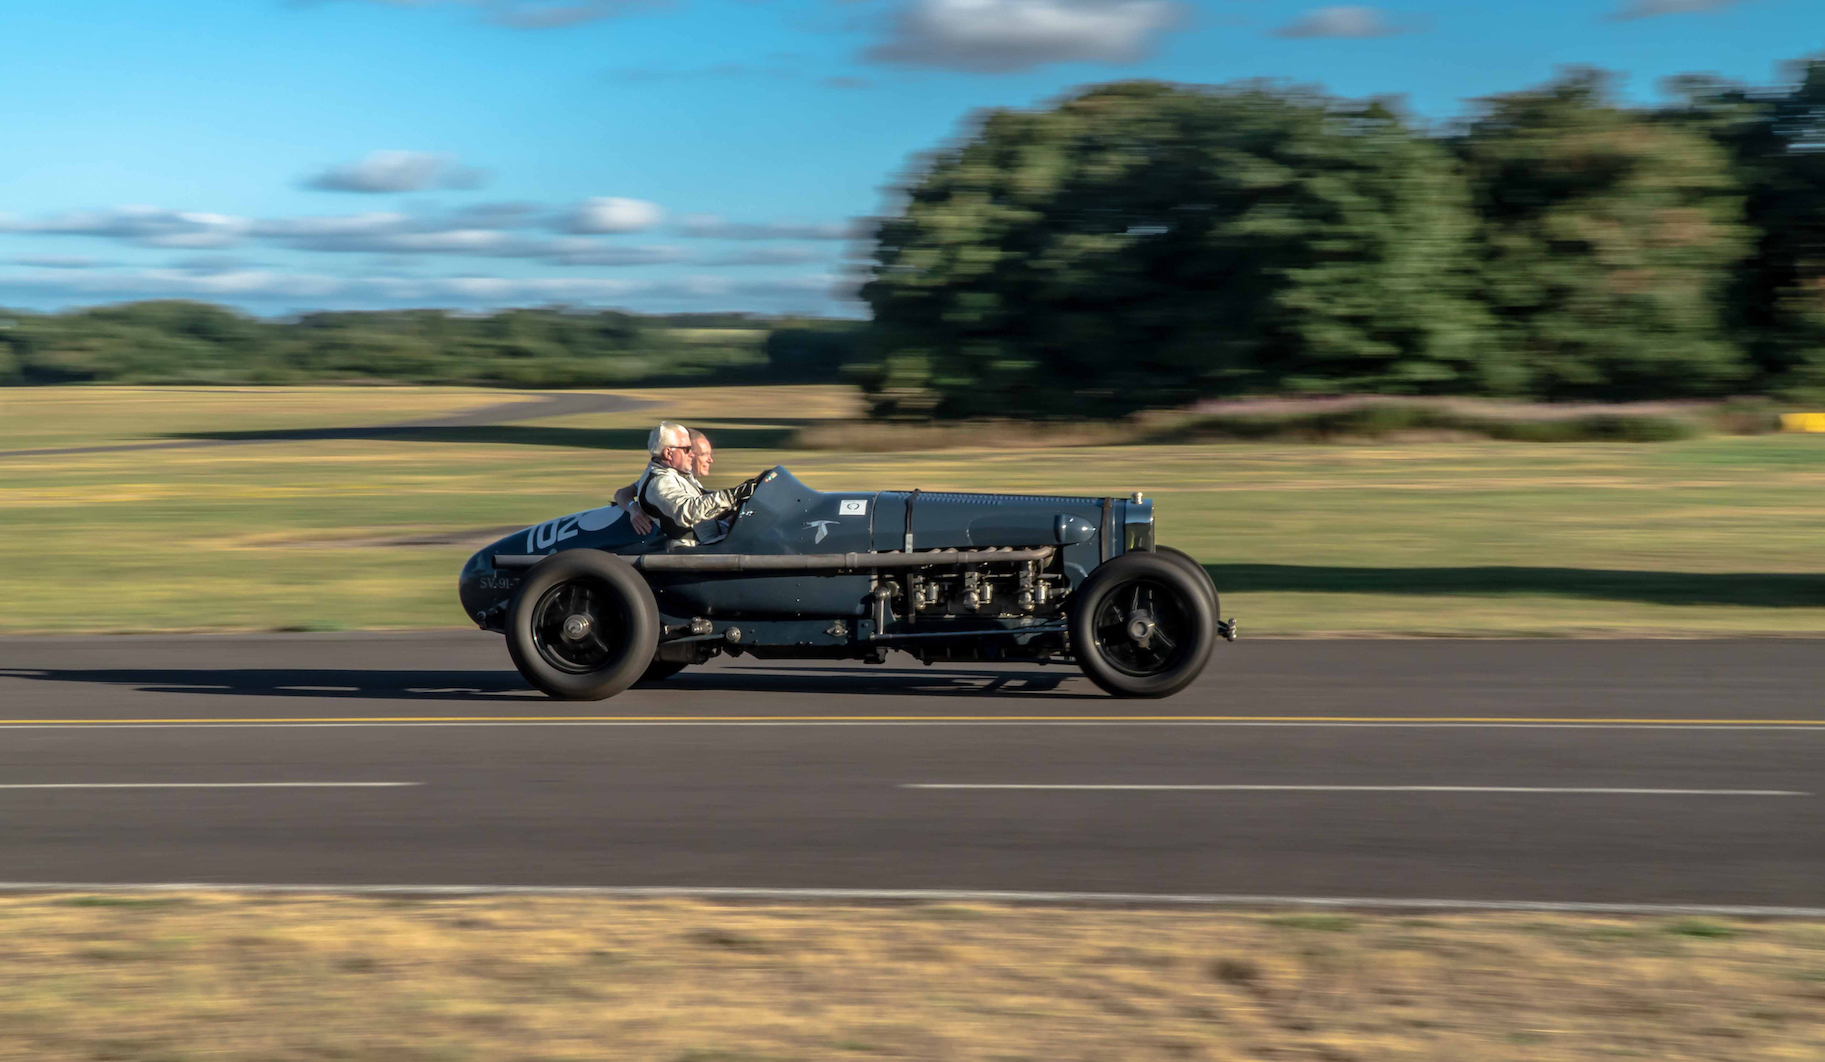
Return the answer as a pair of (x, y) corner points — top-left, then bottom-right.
(1091, 578), (1195, 677)
(1069, 552), (1217, 698)
(507, 551), (658, 700)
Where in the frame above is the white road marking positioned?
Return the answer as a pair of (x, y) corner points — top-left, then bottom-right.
(1, 721), (1825, 731)
(0, 782), (419, 790)
(0, 882), (1819, 917)
(905, 784), (1809, 796)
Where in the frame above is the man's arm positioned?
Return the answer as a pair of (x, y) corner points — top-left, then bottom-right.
(613, 483), (654, 535)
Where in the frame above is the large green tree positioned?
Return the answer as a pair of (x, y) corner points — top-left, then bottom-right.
(858, 81), (1491, 419)
(1457, 71), (1753, 398)
(1662, 60), (1825, 397)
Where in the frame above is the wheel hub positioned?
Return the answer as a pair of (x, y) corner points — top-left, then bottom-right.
(1125, 613), (1155, 643)
(561, 613), (592, 640)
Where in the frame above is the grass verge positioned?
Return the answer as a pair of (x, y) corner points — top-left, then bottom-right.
(1, 894), (1822, 1061)
(2, 386), (1822, 635)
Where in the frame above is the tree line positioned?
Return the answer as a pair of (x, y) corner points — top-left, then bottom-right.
(7, 61), (1824, 418)
(0, 301), (863, 389)
(857, 62), (1825, 418)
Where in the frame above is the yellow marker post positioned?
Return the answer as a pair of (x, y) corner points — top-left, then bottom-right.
(1780, 412), (1825, 432)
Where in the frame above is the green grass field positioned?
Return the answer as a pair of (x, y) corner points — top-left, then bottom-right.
(2, 385), (1822, 635)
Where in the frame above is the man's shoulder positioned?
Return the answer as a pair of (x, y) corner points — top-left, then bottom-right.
(642, 465), (703, 492)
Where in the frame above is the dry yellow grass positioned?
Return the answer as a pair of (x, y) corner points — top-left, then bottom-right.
(0, 386), (512, 450)
(1, 895), (1822, 1061)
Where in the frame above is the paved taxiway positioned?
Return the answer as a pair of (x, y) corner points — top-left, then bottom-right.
(0, 633), (1820, 910)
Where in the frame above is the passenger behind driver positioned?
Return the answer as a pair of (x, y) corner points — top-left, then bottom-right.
(614, 427), (713, 536)
(626, 422), (759, 547)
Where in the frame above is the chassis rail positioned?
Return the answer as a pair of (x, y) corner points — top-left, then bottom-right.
(491, 546), (1056, 572)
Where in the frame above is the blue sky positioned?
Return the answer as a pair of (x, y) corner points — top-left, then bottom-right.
(1, 0), (1816, 317)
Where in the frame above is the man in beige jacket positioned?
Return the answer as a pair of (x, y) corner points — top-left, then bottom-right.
(614, 425), (715, 537)
(619, 422), (754, 547)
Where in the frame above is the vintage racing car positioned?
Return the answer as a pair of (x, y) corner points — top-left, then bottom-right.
(458, 467), (1234, 700)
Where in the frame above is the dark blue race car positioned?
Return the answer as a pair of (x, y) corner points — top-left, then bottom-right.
(459, 467), (1232, 700)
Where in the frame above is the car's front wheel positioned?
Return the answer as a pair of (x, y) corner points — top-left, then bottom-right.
(1068, 552), (1217, 699)
(506, 551), (659, 700)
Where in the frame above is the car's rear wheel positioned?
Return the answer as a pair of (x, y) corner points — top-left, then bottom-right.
(1068, 552), (1217, 699)
(507, 551), (659, 700)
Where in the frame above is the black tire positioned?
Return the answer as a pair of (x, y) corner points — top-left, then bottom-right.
(1068, 552), (1217, 699)
(1154, 545), (1220, 615)
(639, 659), (688, 683)
(506, 550), (660, 701)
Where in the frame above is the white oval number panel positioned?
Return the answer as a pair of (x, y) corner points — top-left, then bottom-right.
(576, 506), (623, 532)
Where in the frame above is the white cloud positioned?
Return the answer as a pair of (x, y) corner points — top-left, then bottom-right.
(249, 210), (677, 263)
(452, 201), (544, 225)
(0, 206), (251, 248)
(864, 0), (1181, 74)
(339, 0), (663, 28)
(679, 214), (859, 240)
(1609, 0), (1739, 18)
(252, 211), (534, 254)
(543, 239), (689, 265)
(1272, 5), (1406, 38)
(398, 275), (647, 299)
(273, 226), (536, 256)
(9, 255), (109, 269)
(705, 247), (827, 266)
(485, 0), (648, 26)
(168, 255), (266, 274)
(254, 212), (420, 239)
(0, 267), (349, 299)
(4, 199), (851, 270)
(0, 266), (848, 311)
(560, 197), (665, 234)
(305, 151), (489, 193)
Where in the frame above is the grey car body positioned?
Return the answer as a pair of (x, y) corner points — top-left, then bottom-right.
(459, 467), (1230, 698)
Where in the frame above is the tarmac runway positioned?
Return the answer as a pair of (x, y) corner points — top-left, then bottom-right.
(1, 632), (1821, 912)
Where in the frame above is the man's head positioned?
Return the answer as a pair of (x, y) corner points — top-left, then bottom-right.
(648, 421), (694, 473)
(687, 428), (714, 478)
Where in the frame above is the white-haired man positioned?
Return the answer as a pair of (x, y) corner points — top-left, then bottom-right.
(623, 422), (756, 547)
(615, 426), (714, 537)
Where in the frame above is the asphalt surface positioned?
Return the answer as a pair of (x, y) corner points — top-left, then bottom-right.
(1, 633), (1821, 909)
